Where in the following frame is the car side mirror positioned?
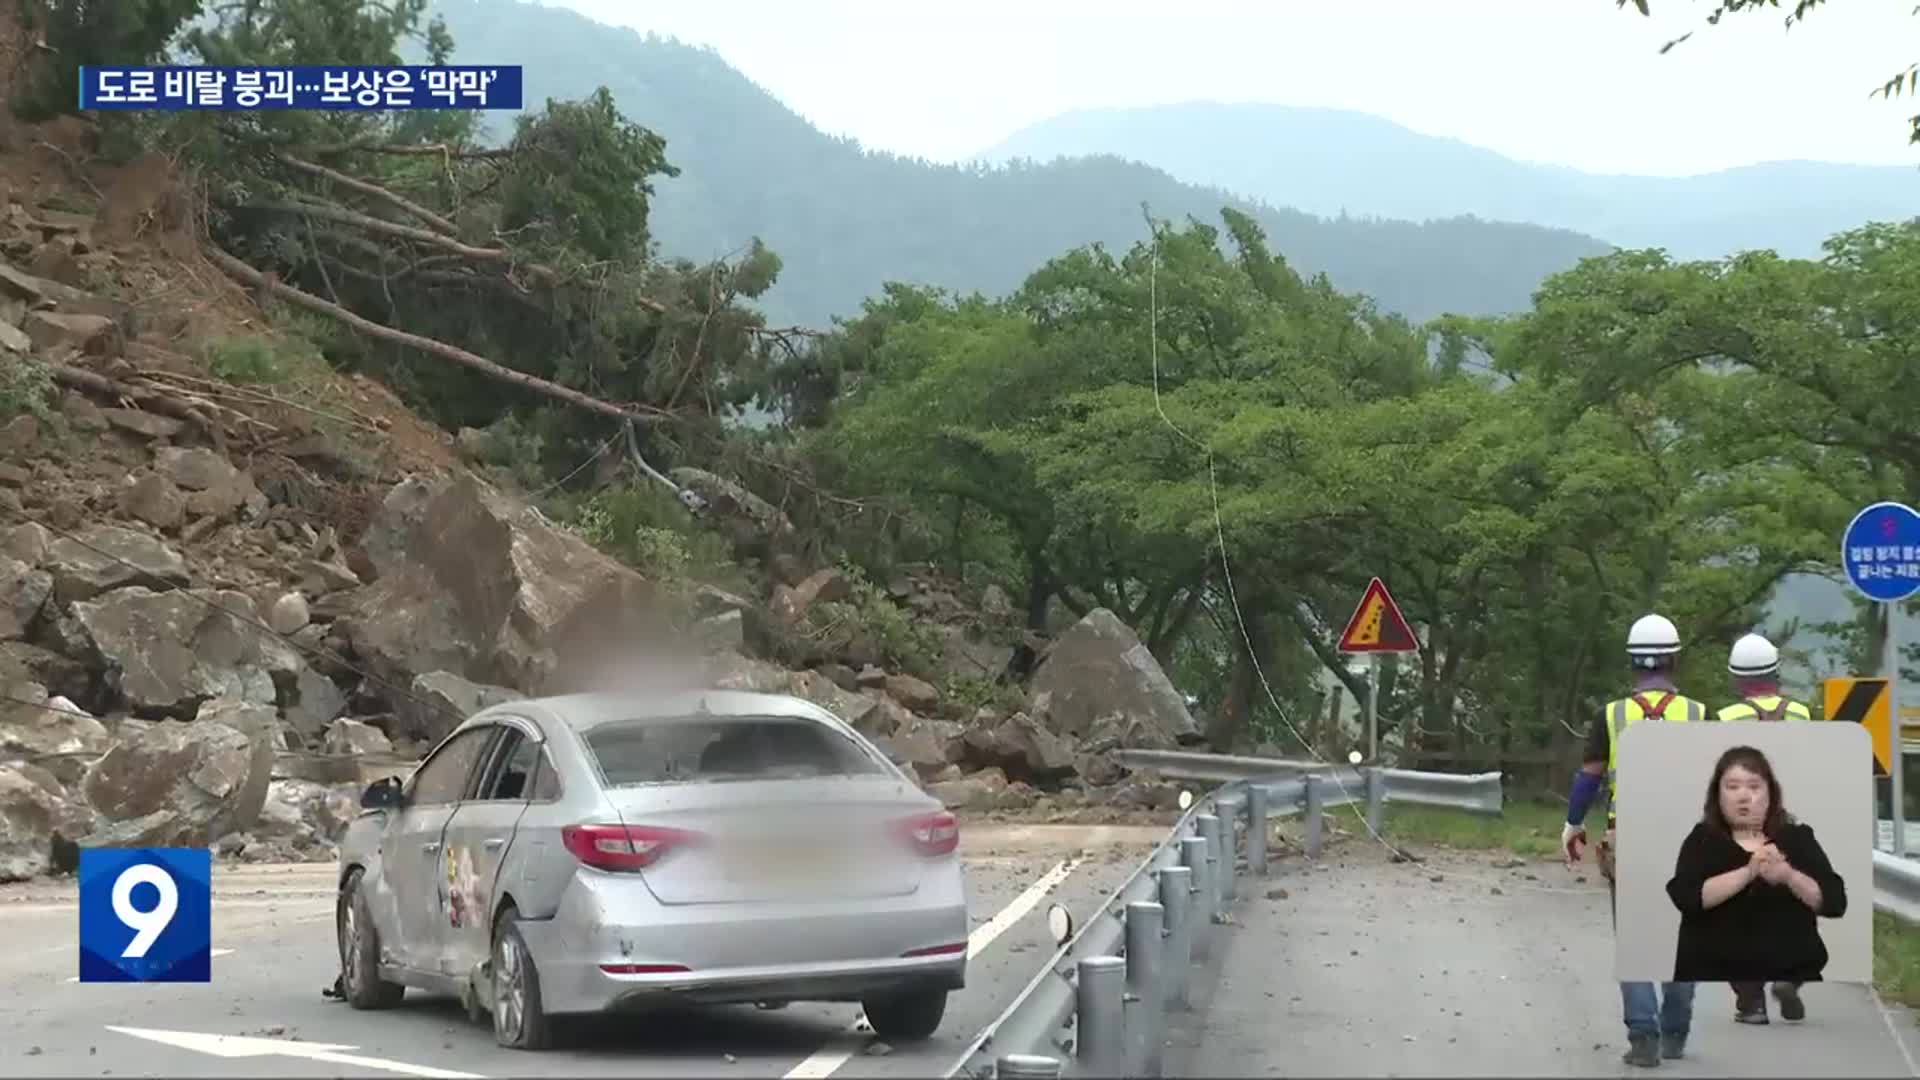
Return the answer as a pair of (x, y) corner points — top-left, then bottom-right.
(360, 776), (403, 810)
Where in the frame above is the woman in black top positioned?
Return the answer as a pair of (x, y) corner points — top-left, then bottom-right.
(1665, 745), (1846, 1023)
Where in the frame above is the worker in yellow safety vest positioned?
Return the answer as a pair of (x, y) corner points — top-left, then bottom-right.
(1562, 613), (1707, 1068)
(1717, 634), (1813, 724)
(1717, 631), (1813, 1026)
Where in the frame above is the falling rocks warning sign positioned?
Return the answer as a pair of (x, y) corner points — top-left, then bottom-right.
(1336, 577), (1418, 654)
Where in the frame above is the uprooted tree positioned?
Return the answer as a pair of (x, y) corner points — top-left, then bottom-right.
(16, 0), (815, 506)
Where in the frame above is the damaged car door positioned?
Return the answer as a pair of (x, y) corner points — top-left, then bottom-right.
(382, 724), (499, 976)
(437, 716), (542, 988)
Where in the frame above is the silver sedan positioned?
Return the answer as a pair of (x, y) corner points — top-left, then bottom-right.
(332, 688), (970, 1050)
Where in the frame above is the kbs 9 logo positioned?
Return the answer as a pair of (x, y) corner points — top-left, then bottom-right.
(77, 848), (212, 982)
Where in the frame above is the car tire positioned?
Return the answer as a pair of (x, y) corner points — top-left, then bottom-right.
(335, 868), (406, 1010)
(862, 987), (948, 1042)
(491, 910), (554, 1050)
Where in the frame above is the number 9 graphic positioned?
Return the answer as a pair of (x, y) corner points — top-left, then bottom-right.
(112, 863), (179, 959)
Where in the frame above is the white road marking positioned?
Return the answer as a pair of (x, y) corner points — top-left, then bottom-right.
(65, 948), (234, 983)
(781, 858), (1083, 1080)
(105, 1025), (485, 1079)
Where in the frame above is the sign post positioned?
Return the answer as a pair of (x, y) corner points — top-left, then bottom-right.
(1840, 500), (1920, 856)
(1335, 577), (1420, 763)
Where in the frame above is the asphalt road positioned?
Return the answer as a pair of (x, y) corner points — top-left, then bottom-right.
(0, 823), (1161, 1079)
(1166, 844), (1920, 1078)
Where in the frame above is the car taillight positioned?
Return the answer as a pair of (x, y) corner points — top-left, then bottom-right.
(561, 823), (704, 871)
(897, 810), (959, 857)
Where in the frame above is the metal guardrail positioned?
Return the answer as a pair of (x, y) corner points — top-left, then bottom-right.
(951, 751), (1920, 1078)
(944, 760), (1500, 1079)
(1875, 850), (1920, 923)
(1112, 749), (1506, 819)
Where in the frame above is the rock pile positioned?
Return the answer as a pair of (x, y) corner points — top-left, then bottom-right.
(0, 233), (1204, 882)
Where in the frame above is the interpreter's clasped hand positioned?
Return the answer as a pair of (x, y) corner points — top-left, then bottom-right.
(1755, 843), (1793, 885)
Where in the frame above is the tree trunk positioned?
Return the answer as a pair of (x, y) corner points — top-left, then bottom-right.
(1212, 608), (1268, 752)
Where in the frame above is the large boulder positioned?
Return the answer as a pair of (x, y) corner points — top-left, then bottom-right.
(238, 779), (361, 860)
(71, 586), (301, 718)
(0, 682), (111, 786)
(44, 524), (189, 605)
(79, 714), (275, 847)
(0, 556), (51, 639)
(335, 473), (666, 697)
(961, 711), (1078, 782)
(1026, 608), (1201, 745)
(395, 669), (523, 746)
(0, 762), (92, 881)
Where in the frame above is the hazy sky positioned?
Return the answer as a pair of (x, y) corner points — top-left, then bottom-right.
(540, 0), (1917, 177)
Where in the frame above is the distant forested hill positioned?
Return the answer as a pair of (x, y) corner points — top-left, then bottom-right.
(978, 102), (1920, 264)
(420, 0), (1613, 328)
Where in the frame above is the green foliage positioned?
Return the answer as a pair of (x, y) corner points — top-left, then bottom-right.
(0, 356), (56, 419)
(498, 87), (678, 264)
(941, 672), (1027, 716)
(12, 0), (203, 121)
(204, 335), (290, 384)
(1873, 912), (1920, 1010)
(425, 0), (1615, 330)
(16, 0), (1917, 778)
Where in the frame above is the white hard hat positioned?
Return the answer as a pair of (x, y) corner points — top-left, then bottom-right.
(1728, 633), (1780, 677)
(1626, 614), (1682, 656)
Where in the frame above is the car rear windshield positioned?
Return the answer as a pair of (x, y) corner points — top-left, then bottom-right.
(582, 715), (890, 786)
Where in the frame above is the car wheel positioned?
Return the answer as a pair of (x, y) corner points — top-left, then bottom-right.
(491, 910), (553, 1050)
(335, 868), (405, 1010)
(861, 987), (948, 1042)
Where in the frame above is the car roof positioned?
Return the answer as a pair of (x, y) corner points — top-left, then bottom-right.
(476, 688), (844, 734)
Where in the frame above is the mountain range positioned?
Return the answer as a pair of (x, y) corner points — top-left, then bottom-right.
(975, 101), (1920, 263)
(422, 0), (1612, 329)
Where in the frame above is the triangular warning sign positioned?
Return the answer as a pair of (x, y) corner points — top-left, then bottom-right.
(1336, 577), (1419, 654)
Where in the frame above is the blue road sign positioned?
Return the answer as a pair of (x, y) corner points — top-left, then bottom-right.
(78, 847), (211, 982)
(1842, 501), (1920, 603)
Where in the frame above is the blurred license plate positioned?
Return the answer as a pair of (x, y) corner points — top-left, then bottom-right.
(732, 840), (847, 884)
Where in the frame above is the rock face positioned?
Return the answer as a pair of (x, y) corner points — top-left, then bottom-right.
(72, 587), (299, 718)
(0, 556), (51, 639)
(395, 669), (523, 746)
(1027, 608), (1202, 745)
(0, 761), (92, 881)
(336, 473), (666, 699)
(45, 524), (190, 604)
(80, 713), (275, 848)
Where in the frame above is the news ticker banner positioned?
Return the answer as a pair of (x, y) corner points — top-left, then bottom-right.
(78, 65), (522, 111)
(77, 847), (212, 982)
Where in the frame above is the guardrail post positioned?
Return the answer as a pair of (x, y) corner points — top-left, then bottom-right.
(1124, 900), (1165, 1076)
(1075, 955), (1126, 1078)
(1247, 784), (1269, 875)
(1304, 774), (1324, 859)
(1179, 835), (1213, 955)
(1157, 865), (1193, 1010)
(996, 1054), (1064, 1079)
(1214, 795), (1242, 901)
(1195, 813), (1224, 921)
(1365, 767), (1385, 837)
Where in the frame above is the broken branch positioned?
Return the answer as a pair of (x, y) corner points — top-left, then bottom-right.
(207, 245), (674, 427)
(301, 141), (514, 160)
(275, 153), (459, 237)
(42, 359), (229, 452)
(243, 199), (548, 281)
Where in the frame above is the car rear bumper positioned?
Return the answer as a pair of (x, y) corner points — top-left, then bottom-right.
(513, 868), (970, 1015)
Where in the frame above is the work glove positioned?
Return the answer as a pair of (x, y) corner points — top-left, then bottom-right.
(1561, 822), (1586, 864)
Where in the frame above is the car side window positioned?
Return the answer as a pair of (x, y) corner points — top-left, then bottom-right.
(526, 750), (562, 802)
(475, 727), (541, 802)
(408, 727), (496, 807)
